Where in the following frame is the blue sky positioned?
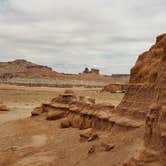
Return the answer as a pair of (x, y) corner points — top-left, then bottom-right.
(0, 0), (166, 74)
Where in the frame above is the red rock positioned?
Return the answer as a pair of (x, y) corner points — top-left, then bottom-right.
(31, 107), (43, 116)
(46, 110), (65, 120)
(60, 118), (71, 128)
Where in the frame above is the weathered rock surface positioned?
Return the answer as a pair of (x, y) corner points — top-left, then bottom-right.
(80, 128), (98, 141)
(31, 107), (43, 116)
(117, 33), (166, 120)
(46, 110), (65, 120)
(118, 34), (166, 166)
(60, 118), (71, 128)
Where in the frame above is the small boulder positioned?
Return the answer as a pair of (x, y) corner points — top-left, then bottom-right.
(88, 133), (98, 142)
(88, 145), (96, 154)
(100, 142), (115, 151)
(80, 128), (98, 141)
(0, 104), (9, 111)
(60, 118), (71, 128)
(31, 107), (43, 116)
(46, 110), (65, 120)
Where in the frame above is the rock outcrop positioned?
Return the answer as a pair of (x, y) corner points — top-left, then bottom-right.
(32, 90), (127, 130)
(32, 90), (143, 130)
(120, 34), (166, 166)
(125, 103), (166, 166)
(117, 33), (166, 120)
(82, 68), (100, 75)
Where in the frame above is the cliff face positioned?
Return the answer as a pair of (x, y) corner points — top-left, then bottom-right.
(130, 34), (166, 84)
(117, 33), (166, 119)
(116, 34), (166, 166)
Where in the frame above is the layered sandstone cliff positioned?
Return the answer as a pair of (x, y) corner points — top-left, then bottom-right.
(118, 34), (166, 165)
(117, 33), (166, 119)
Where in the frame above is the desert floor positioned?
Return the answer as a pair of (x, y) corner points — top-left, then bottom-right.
(0, 84), (143, 166)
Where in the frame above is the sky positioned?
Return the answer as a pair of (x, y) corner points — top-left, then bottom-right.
(0, 0), (166, 75)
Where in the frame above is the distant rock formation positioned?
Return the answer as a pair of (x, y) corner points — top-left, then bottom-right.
(82, 67), (100, 75)
(0, 59), (57, 80)
(0, 59), (129, 86)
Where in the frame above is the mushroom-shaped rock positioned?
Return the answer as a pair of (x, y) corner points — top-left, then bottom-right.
(46, 110), (65, 120)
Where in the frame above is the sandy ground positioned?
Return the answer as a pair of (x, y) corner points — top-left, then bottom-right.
(0, 84), (144, 166)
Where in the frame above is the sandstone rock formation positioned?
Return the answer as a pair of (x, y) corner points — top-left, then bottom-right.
(117, 33), (166, 119)
(125, 103), (166, 166)
(82, 67), (100, 75)
(31, 90), (118, 130)
(31, 107), (43, 116)
(80, 128), (98, 141)
(119, 34), (166, 166)
(60, 118), (71, 128)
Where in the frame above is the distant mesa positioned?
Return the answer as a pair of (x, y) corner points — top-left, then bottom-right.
(82, 67), (100, 75)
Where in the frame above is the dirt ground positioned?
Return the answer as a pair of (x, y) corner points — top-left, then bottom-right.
(0, 84), (143, 166)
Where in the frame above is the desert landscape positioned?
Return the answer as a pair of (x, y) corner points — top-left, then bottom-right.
(1, 0), (166, 165)
(0, 34), (166, 166)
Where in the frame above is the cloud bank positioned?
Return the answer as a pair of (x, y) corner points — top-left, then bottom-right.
(0, 0), (166, 74)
